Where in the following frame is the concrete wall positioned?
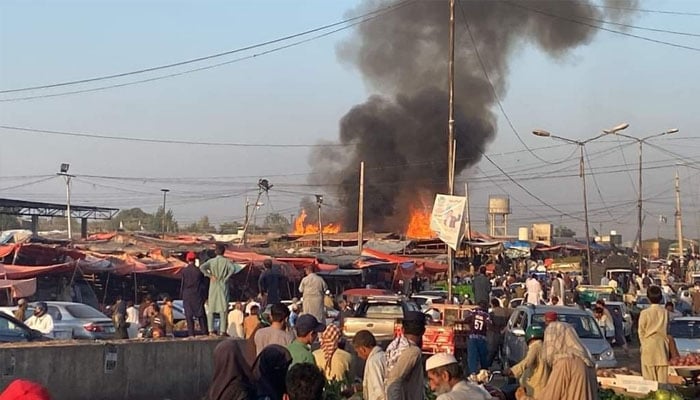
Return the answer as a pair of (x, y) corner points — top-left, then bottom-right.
(0, 337), (223, 400)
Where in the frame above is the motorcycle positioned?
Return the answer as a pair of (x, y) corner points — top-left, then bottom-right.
(468, 370), (508, 400)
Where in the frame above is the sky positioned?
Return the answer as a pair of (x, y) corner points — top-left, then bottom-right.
(1, 0), (700, 242)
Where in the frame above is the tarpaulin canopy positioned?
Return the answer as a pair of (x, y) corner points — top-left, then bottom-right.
(0, 262), (75, 279)
(357, 248), (447, 275)
(275, 257), (339, 272)
(0, 278), (36, 298)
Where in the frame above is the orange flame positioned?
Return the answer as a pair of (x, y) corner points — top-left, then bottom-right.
(405, 206), (434, 239)
(292, 209), (341, 235)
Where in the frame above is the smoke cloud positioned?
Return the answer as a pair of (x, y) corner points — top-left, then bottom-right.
(309, 0), (638, 232)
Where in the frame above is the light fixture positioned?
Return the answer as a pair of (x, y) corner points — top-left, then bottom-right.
(60, 163), (70, 174)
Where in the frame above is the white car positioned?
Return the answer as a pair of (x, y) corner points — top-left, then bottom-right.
(669, 317), (700, 356)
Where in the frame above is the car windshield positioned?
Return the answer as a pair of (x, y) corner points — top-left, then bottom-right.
(669, 320), (700, 338)
(365, 304), (402, 318)
(532, 313), (603, 339)
(66, 304), (106, 319)
(0, 315), (28, 339)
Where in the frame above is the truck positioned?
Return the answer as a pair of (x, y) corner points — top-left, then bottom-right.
(340, 296), (421, 343)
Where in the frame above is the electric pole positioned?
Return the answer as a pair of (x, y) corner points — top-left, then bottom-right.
(161, 189), (169, 239)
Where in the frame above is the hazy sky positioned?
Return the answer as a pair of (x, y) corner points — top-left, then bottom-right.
(1, 0), (699, 241)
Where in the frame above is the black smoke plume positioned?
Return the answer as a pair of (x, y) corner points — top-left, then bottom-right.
(309, 0), (638, 232)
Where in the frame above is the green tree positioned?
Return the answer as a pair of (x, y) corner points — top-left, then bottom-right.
(264, 213), (291, 234)
(110, 208), (152, 231)
(218, 221), (243, 234)
(151, 206), (178, 233)
(555, 225), (576, 238)
(185, 215), (217, 233)
(0, 215), (22, 231)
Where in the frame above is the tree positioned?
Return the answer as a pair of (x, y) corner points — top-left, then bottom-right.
(151, 206), (178, 233)
(555, 225), (576, 238)
(0, 215), (22, 231)
(218, 221), (243, 234)
(185, 215), (217, 233)
(264, 213), (291, 234)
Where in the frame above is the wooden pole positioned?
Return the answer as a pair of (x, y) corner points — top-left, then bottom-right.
(358, 161), (365, 255)
(676, 170), (684, 266)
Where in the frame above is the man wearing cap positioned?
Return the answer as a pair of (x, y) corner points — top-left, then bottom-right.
(506, 325), (547, 399)
(425, 353), (491, 400)
(386, 311), (426, 400)
(13, 298), (28, 322)
(180, 251), (208, 336)
(287, 314), (325, 367)
(544, 311), (558, 326)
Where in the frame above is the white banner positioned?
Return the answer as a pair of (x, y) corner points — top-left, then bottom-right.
(430, 194), (467, 251)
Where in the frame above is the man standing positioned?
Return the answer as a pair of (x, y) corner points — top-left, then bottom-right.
(550, 273), (565, 302)
(386, 311), (426, 400)
(639, 285), (669, 383)
(285, 364), (326, 400)
(425, 353), (491, 400)
(180, 251), (208, 336)
(259, 259), (283, 305)
(691, 282), (700, 316)
(200, 243), (241, 336)
(298, 265), (328, 323)
(254, 303), (294, 355)
(525, 274), (542, 305)
(473, 266), (491, 306)
(352, 330), (385, 400)
(244, 304), (262, 339)
(487, 298), (510, 367)
(466, 301), (492, 374)
(287, 314), (325, 367)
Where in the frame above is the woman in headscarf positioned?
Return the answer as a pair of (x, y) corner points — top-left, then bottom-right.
(312, 324), (352, 381)
(253, 345), (292, 400)
(516, 321), (599, 400)
(207, 340), (255, 400)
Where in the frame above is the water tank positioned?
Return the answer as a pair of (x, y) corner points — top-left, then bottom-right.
(518, 227), (529, 241)
(488, 195), (511, 215)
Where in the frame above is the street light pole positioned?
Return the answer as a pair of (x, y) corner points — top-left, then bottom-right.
(533, 123), (629, 283)
(57, 163), (73, 240)
(161, 189), (169, 239)
(610, 128), (678, 273)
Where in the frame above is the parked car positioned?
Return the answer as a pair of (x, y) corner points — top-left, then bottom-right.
(634, 293), (672, 310)
(503, 305), (616, 369)
(0, 301), (114, 340)
(669, 317), (700, 356)
(508, 298), (545, 309)
(341, 295), (420, 342)
(603, 301), (632, 340)
(410, 294), (444, 311)
(0, 311), (51, 343)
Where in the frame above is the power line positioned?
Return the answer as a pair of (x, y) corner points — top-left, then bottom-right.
(504, 1), (700, 53)
(1, 9), (402, 102)
(0, 176), (56, 191)
(575, 13), (700, 38)
(0, 125), (355, 148)
(583, 147), (614, 219)
(0, 0), (414, 94)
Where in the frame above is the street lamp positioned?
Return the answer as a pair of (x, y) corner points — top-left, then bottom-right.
(161, 189), (170, 238)
(316, 194), (324, 253)
(56, 163), (73, 240)
(532, 123), (629, 282)
(606, 128), (678, 273)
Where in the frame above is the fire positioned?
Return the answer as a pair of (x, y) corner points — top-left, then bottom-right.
(292, 209), (342, 235)
(405, 206), (435, 239)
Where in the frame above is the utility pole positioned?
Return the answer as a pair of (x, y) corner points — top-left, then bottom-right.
(243, 179), (272, 247)
(57, 163), (73, 240)
(675, 170), (684, 267)
(446, 0), (456, 303)
(316, 195), (324, 253)
(160, 189), (170, 239)
(464, 181), (471, 242)
(637, 140), (643, 273)
(579, 145), (593, 283)
(358, 161), (365, 255)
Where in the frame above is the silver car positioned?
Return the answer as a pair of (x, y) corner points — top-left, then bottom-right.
(669, 317), (700, 356)
(503, 305), (617, 369)
(0, 301), (115, 340)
